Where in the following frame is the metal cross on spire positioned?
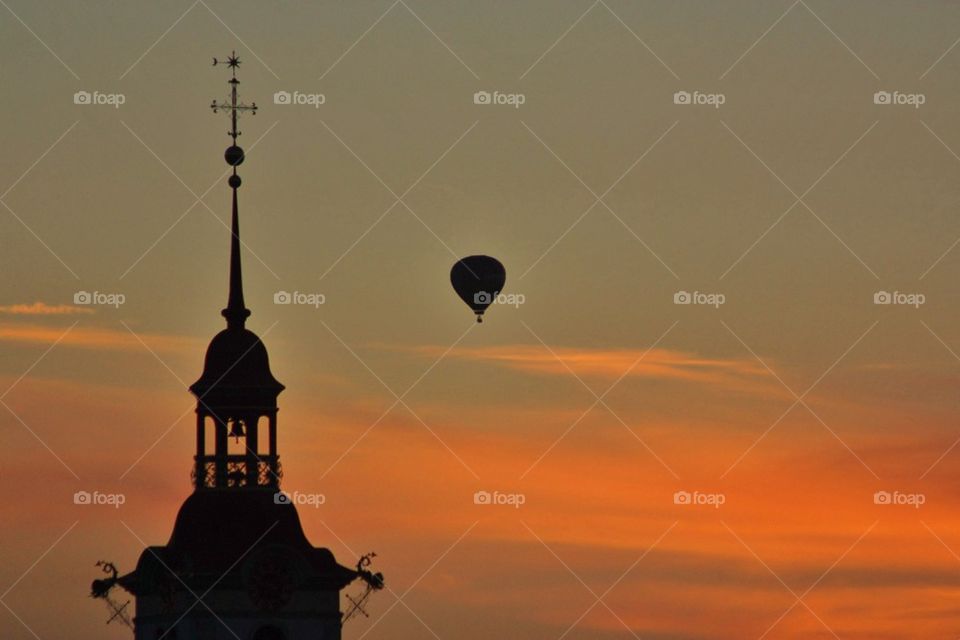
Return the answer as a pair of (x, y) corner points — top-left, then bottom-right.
(210, 51), (257, 146)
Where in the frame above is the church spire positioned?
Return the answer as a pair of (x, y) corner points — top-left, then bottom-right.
(211, 51), (256, 329)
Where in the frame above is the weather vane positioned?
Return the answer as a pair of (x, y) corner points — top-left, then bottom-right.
(211, 51), (256, 188)
(343, 553), (385, 623)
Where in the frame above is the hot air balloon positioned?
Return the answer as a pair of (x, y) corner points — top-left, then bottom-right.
(450, 255), (506, 323)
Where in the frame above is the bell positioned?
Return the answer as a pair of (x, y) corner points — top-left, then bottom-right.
(228, 418), (245, 441)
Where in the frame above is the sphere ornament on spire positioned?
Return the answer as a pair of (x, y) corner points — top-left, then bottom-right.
(225, 145), (245, 167)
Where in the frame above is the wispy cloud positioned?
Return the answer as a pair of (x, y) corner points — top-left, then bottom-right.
(393, 344), (772, 391)
(0, 322), (196, 353)
(0, 302), (93, 315)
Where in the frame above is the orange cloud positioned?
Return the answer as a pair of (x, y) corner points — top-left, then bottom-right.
(394, 344), (774, 392)
(0, 322), (196, 353)
(0, 302), (94, 315)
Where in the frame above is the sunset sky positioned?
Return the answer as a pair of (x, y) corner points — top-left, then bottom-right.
(3, 1), (960, 638)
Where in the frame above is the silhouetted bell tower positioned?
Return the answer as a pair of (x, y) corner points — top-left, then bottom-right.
(91, 53), (381, 640)
(189, 60), (284, 490)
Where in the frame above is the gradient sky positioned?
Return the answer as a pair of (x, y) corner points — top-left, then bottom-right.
(3, 1), (960, 638)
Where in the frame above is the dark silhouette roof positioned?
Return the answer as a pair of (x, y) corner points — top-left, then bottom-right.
(190, 326), (284, 404)
(119, 490), (356, 595)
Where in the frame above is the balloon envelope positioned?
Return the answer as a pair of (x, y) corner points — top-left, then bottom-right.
(450, 255), (506, 322)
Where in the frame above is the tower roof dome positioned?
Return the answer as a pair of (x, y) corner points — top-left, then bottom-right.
(190, 327), (284, 404)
